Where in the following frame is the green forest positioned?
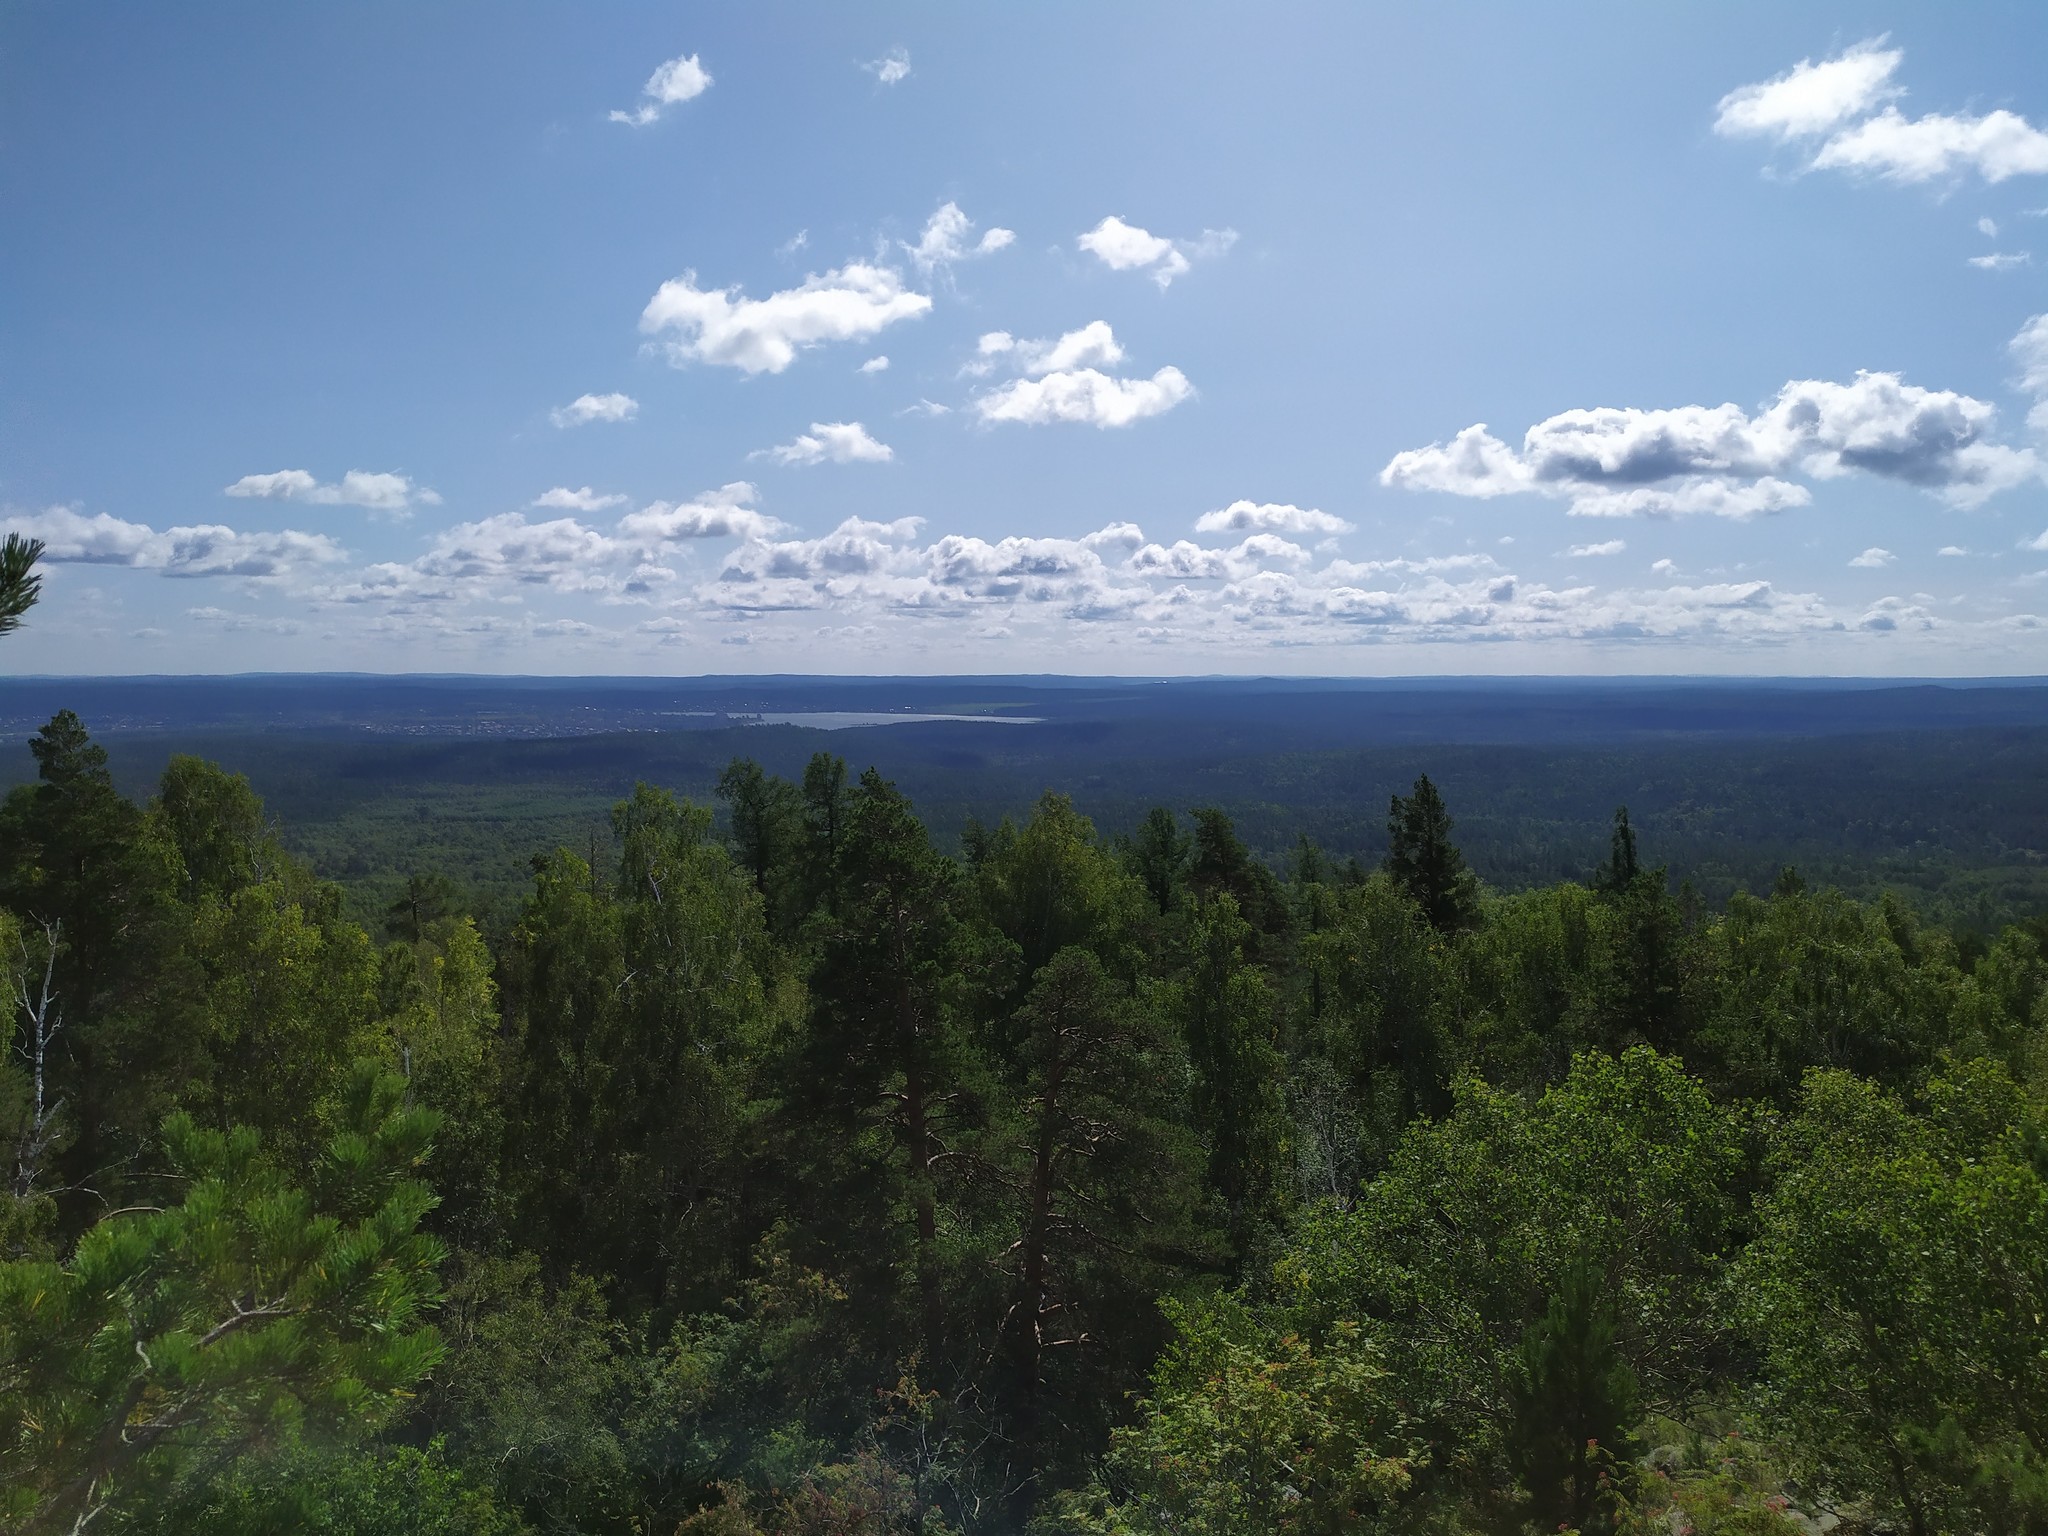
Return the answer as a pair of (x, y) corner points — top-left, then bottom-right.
(7, 686), (2048, 1534)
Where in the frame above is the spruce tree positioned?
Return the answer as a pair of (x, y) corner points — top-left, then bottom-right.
(1599, 805), (1640, 894)
(1383, 774), (1476, 932)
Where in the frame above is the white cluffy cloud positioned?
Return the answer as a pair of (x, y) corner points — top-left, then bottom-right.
(757, 421), (894, 467)
(1193, 500), (1354, 537)
(551, 392), (639, 428)
(225, 469), (439, 515)
(1716, 38), (2048, 184)
(864, 48), (911, 85)
(642, 262), (932, 374)
(1, 505), (345, 578)
(1382, 370), (2042, 516)
(859, 355), (890, 374)
(533, 487), (626, 512)
(904, 202), (1015, 272)
(1077, 215), (1237, 288)
(611, 51), (712, 126)
(1850, 547), (1896, 567)
(1567, 540), (1627, 557)
(970, 322), (1192, 429)
(617, 483), (786, 545)
(1970, 252), (2032, 271)
(971, 319), (1124, 376)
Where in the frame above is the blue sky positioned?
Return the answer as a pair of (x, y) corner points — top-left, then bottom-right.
(5, 3), (2048, 676)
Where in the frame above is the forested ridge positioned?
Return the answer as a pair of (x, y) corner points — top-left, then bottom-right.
(6, 705), (2048, 1534)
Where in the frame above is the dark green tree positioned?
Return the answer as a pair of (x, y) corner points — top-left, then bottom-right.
(1174, 896), (1289, 1257)
(501, 785), (782, 1314)
(0, 714), (190, 1227)
(1597, 806), (1639, 894)
(797, 769), (1006, 1359)
(718, 757), (805, 930)
(991, 948), (1205, 1508)
(1504, 1258), (1640, 1533)
(800, 751), (850, 916)
(1187, 807), (1287, 940)
(382, 871), (466, 945)
(1125, 807), (1190, 917)
(1383, 774), (1477, 933)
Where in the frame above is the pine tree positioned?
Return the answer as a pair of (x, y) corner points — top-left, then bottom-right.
(0, 1064), (445, 1532)
(1383, 774), (1477, 932)
(0, 534), (42, 638)
(1504, 1258), (1640, 1534)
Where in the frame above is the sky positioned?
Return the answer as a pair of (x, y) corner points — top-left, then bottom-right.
(5, 2), (2048, 677)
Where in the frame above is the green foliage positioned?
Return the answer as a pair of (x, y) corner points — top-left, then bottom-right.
(10, 714), (2048, 1534)
(1049, 1298), (1423, 1536)
(1383, 775), (1477, 934)
(0, 1063), (444, 1531)
(501, 784), (786, 1314)
(1503, 1259), (1641, 1533)
(1272, 1049), (1746, 1481)
(0, 533), (42, 638)
(132, 1441), (531, 1535)
(1734, 1060), (2048, 1534)
(1174, 896), (1291, 1256)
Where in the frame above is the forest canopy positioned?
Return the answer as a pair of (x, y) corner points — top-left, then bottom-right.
(5, 709), (2048, 1534)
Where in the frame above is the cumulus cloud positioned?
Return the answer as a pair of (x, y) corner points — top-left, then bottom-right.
(225, 469), (439, 515)
(610, 51), (712, 126)
(1938, 545), (1970, 556)
(1969, 252), (2032, 271)
(617, 483), (786, 544)
(1716, 39), (2048, 185)
(1850, 546), (1896, 567)
(859, 355), (890, 374)
(968, 321), (1192, 428)
(1713, 38), (1902, 139)
(1567, 540), (1627, 557)
(974, 320), (1124, 377)
(641, 262), (932, 374)
(417, 513), (619, 585)
(903, 202), (1015, 272)
(1076, 215), (1237, 288)
(974, 366), (1193, 428)
(243, 476), (2030, 653)
(533, 486), (626, 512)
(1193, 500), (1354, 537)
(864, 48), (911, 85)
(1, 505), (345, 578)
(1382, 370), (2042, 515)
(1816, 109), (2048, 184)
(551, 392), (639, 428)
(756, 421), (894, 467)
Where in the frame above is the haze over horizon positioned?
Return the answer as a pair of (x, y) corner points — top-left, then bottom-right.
(8, 4), (2048, 677)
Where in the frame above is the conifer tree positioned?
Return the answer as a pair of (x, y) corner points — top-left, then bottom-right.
(1383, 774), (1477, 932)
(1175, 895), (1289, 1257)
(0, 534), (42, 638)
(1599, 806), (1640, 894)
(1504, 1258), (1640, 1533)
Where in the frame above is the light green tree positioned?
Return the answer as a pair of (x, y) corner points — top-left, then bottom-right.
(0, 1063), (444, 1532)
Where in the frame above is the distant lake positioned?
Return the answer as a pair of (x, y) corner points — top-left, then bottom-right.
(745, 711), (1041, 730)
